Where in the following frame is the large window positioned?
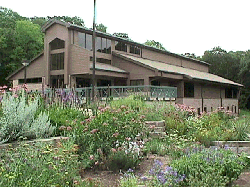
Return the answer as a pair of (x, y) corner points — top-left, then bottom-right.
(115, 41), (127, 52)
(50, 38), (65, 50)
(130, 79), (144, 86)
(225, 87), (238, 98)
(78, 32), (111, 54)
(51, 53), (64, 70)
(130, 45), (141, 55)
(19, 77), (42, 84)
(184, 82), (194, 97)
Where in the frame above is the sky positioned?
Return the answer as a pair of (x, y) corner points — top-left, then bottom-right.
(2, 0), (250, 56)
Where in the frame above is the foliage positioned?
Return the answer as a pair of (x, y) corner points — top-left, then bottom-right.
(0, 138), (81, 186)
(59, 97), (148, 170)
(107, 149), (141, 172)
(146, 160), (185, 186)
(0, 91), (54, 143)
(120, 170), (139, 187)
(47, 15), (85, 27)
(113, 32), (130, 39)
(96, 23), (107, 33)
(171, 146), (246, 186)
(48, 105), (88, 136)
(144, 40), (166, 50)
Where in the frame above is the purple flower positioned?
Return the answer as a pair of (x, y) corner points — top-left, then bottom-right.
(141, 176), (148, 181)
(127, 168), (134, 173)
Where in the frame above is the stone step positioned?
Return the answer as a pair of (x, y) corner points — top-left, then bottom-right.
(153, 127), (165, 133)
(145, 120), (165, 127)
(149, 132), (166, 138)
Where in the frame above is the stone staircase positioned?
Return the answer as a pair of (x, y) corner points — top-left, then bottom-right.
(145, 120), (166, 138)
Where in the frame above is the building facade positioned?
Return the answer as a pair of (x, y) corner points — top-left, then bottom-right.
(7, 19), (243, 113)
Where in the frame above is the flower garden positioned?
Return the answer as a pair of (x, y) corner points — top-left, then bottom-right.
(0, 85), (250, 186)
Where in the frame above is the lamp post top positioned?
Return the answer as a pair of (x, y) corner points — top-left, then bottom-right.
(22, 60), (29, 67)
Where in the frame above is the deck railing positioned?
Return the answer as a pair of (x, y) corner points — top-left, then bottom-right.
(43, 85), (177, 106)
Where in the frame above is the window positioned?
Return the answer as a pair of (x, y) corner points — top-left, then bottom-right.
(78, 32), (86, 48)
(19, 77), (42, 84)
(130, 45), (141, 55)
(86, 34), (92, 51)
(50, 38), (65, 50)
(96, 37), (102, 52)
(51, 53), (64, 70)
(107, 39), (111, 54)
(90, 57), (111, 64)
(225, 87), (238, 98)
(115, 41), (127, 52)
(184, 82), (194, 97)
(101, 38), (107, 53)
(78, 32), (111, 54)
(130, 79), (144, 86)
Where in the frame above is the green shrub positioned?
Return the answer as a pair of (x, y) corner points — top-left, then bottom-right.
(107, 150), (141, 172)
(171, 147), (246, 186)
(0, 138), (81, 186)
(0, 92), (54, 143)
(48, 105), (88, 136)
(63, 100), (148, 169)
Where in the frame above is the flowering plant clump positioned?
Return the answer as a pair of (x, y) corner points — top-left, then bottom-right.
(0, 139), (81, 186)
(171, 146), (246, 186)
(64, 98), (149, 170)
(144, 160), (185, 186)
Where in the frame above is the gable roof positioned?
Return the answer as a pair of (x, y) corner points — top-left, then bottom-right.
(114, 53), (243, 87)
(42, 19), (210, 67)
(6, 52), (44, 80)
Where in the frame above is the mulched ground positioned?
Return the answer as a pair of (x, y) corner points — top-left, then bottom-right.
(80, 154), (170, 187)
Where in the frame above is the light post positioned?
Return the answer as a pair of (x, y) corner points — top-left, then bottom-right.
(22, 60), (29, 84)
(92, 0), (96, 101)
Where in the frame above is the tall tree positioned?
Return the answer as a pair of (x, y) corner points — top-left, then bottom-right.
(113, 33), (129, 39)
(144, 40), (166, 51)
(47, 16), (85, 27)
(96, 23), (107, 33)
(201, 47), (240, 82)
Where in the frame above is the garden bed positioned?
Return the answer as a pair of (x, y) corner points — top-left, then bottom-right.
(0, 136), (69, 150)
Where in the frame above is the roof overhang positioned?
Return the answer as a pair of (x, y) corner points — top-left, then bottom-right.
(113, 53), (243, 87)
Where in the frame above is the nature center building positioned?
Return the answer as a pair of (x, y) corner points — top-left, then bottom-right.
(6, 19), (243, 113)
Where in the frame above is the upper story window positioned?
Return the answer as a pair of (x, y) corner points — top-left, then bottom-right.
(19, 77), (42, 84)
(184, 82), (194, 97)
(51, 53), (64, 70)
(130, 45), (141, 55)
(78, 32), (111, 54)
(225, 87), (238, 98)
(115, 41), (127, 52)
(50, 38), (65, 50)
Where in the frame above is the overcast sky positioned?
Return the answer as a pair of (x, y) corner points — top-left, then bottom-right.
(2, 0), (250, 56)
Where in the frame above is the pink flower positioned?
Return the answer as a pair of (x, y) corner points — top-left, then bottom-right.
(125, 137), (131, 141)
(103, 122), (108, 126)
(90, 129), (99, 134)
(66, 126), (72, 131)
(112, 132), (119, 138)
(111, 148), (117, 153)
(2, 85), (7, 89)
(59, 126), (66, 130)
(89, 155), (94, 160)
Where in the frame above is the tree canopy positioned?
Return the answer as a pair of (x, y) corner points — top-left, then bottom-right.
(144, 40), (166, 51)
